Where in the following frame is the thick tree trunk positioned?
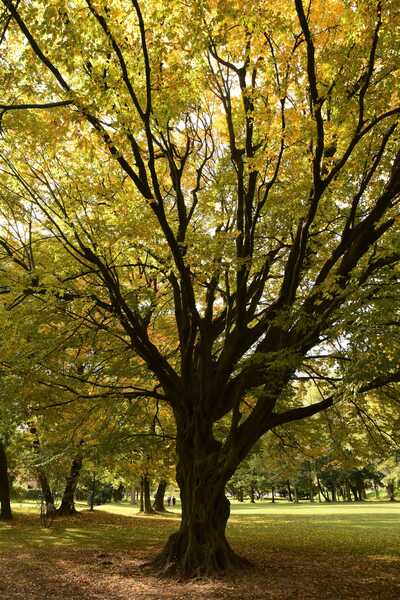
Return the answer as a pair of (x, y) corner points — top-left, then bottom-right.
(58, 455), (83, 516)
(153, 479), (167, 512)
(152, 423), (247, 577)
(0, 441), (12, 521)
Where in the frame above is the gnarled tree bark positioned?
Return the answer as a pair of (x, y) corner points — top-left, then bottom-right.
(152, 419), (247, 577)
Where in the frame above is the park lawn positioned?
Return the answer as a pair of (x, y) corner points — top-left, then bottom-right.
(0, 501), (399, 599)
(94, 499), (400, 557)
(229, 501), (400, 557)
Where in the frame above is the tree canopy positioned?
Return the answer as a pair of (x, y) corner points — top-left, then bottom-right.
(0, 0), (399, 577)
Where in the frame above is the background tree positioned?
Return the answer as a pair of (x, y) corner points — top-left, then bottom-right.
(0, 437), (12, 520)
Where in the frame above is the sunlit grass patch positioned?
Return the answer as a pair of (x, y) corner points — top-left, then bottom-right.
(227, 501), (400, 558)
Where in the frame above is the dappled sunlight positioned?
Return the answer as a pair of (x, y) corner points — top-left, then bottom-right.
(0, 505), (180, 554)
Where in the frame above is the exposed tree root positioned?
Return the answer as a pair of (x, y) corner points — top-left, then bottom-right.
(148, 530), (250, 579)
(57, 506), (79, 517)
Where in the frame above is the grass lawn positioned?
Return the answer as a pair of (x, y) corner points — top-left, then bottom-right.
(1, 500), (399, 599)
(229, 501), (400, 557)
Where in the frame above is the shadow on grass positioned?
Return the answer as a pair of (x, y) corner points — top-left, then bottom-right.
(1, 529), (399, 600)
(0, 508), (180, 553)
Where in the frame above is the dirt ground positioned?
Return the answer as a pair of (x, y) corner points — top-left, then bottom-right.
(1, 543), (399, 599)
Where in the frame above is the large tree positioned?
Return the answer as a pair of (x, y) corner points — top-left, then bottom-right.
(0, 0), (399, 576)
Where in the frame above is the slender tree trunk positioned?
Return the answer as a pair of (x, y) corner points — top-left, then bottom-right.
(130, 484), (138, 504)
(293, 484), (298, 503)
(58, 455), (83, 515)
(153, 479), (167, 512)
(316, 470), (323, 502)
(331, 482), (337, 502)
(287, 480), (293, 502)
(271, 486), (275, 503)
(374, 481), (380, 499)
(356, 480), (364, 501)
(350, 483), (359, 501)
(361, 480), (367, 500)
(250, 484), (255, 503)
(29, 425), (56, 512)
(152, 420), (247, 576)
(89, 472), (96, 511)
(140, 475), (155, 514)
(0, 441), (12, 521)
(345, 480), (352, 502)
(140, 478), (144, 512)
(386, 481), (396, 502)
(142, 475), (154, 515)
(309, 463), (314, 502)
(317, 476), (329, 502)
(37, 469), (56, 512)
